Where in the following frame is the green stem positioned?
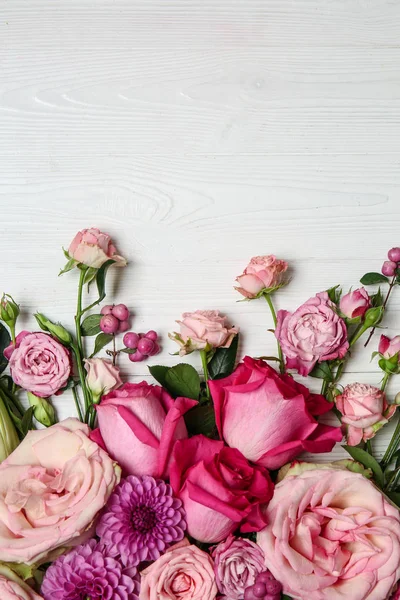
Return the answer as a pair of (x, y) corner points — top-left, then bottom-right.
(73, 268), (92, 421)
(264, 294), (285, 374)
(72, 385), (84, 422)
(9, 323), (16, 346)
(0, 380), (24, 418)
(381, 416), (400, 470)
(381, 372), (390, 391)
(366, 440), (373, 455)
(71, 343), (90, 417)
(349, 323), (365, 347)
(321, 378), (329, 397)
(365, 275), (397, 348)
(75, 269), (86, 357)
(200, 350), (211, 400)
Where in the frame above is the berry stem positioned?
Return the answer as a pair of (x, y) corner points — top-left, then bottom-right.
(364, 275), (397, 348)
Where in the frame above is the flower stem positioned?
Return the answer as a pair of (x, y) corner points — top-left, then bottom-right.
(73, 268), (92, 421)
(380, 371), (398, 469)
(381, 372), (391, 392)
(263, 294), (285, 374)
(364, 275), (397, 348)
(72, 385), (84, 422)
(200, 350), (211, 400)
(366, 440), (373, 455)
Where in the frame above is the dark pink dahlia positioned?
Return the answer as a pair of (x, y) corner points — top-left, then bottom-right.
(41, 539), (140, 600)
(96, 475), (186, 567)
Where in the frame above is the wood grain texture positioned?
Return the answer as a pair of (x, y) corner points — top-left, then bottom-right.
(1, 0), (400, 463)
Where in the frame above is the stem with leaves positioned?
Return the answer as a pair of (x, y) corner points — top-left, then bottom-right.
(364, 275), (397, 347)
(263, 294), (285, 374)
(73, 268), (92, 420)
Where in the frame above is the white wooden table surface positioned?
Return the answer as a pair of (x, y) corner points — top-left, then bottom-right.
(1, 0), (400, 463)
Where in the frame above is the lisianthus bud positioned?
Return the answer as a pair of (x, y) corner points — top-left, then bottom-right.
(27, 392), (56, 427)
(35, 313), (73, 345)
(0, 395), (19, 463)
(0, 294), (20, 328)
(84, 358), (122, 404)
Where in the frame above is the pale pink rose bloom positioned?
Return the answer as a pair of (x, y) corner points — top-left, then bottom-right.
(84, 358), (122, 403)
(257, 465), (400, 600)
(169, 310), (238, 356)
(8, 332), (71, 397)
(235, 255), (288, 298)
(0, 565), (43, 600)
(379, 334), (400, 360)
(339, 287), (370, 319)
(139, 539), (218, 600)
(336, 382), (396, 446)
(0, 418), (120, 565)
(276, 291), (349, 376)
(68, 227), (126, 268)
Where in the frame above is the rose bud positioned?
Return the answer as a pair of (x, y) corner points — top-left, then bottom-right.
(84, 358), (122, 404)
(235, 255), (288, 299)
(0, 294), (19, 329)
(68, 227), (126, 269)
(169, 310), (238, 356)
(339, 287), (370, 320)
(379, 334), (400, 360)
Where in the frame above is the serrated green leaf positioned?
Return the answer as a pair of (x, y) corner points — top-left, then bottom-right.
(148, 365), (170, 388)
(165, 364), (201, 399)
(309, 361), (334, 382)
(360, 272), (389, 285)
(343, 445), (384, 488)
(21, 406), (35, 437)
(184, 404), (217, 437)
(81, 314), (102, 336)
(208, 334), (239, 380)
(90, 333), (113, 357)
(0, 323), (11, 375)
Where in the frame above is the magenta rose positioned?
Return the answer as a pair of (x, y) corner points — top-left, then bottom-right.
(169, 435), (274, 543)
(68, 227), (126, 268)
(0, 565), (43, 600)
(209, 356), (342, 470)
(7, 331), (71, 397)
(275, 291), (349, 376)
(235, 255), (288, 299)
(169, 310), (238, 356)
(339, 287), (371, 319)
(94, 382), (196, 478)
(211, 535), (265, 600)
(336, 382), (396, 446)
(379, 334), (400, 359)
(257, 463), (400, 600)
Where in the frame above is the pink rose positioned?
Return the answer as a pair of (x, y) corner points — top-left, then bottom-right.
(169, 435), (274, 543)
(235, 255), (288, 298)
(257, 463), (400, 600)
(276, 291), (349, 376)
(0, 565), (43, 600)
(68, 227), (126, 268)
(0, 418), (120, 564)
(379, 334), (400, 359)
(209, 356), (342, 470)
(7, 331), (71, 397)
(336, 382), (396, 446)
(84, 358), (122, 403)
(211, 535), (265, 600)
(339, 287), (371, 319)
(169, 310), (238, 356)
(139, 539), (218, 600)
(95, 382), (196, 477)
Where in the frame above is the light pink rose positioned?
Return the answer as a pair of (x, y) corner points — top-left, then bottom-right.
(235, 255), (288, 298)
(275, 291), (349, 376)
(0, 565), (43, 600)
(0, 418), (120, 564)
(336, 382), (396, 446)
(84, 358), (122, 403)
(379, 334), (400, 359)
(211, 535), (265, 600)
(94, 382), (197, 477)
(139, 539), (218, 600)
(257, 463), (400, 600)
(8, 331), (71, 397)
(68, 227), (126, 268)
(209, 357), (342, 470)
(339, 287), (371, 319)
(170, 435), (274, 543)
(169, 310), (238, 356)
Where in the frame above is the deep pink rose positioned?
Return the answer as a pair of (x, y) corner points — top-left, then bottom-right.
(209, 356), (342, 470)
(379, 334), (400, 359)
(7, 331), (71, 397)
(339, 287), (371, 319)
(0, 419), (120, 565)
(276, 291), (349, 376)
(169, 435), (274, 543)
(0, 565), (43, 600)
(169, 310), (238, 356)
(139, 539), (217, 600)
(68, 227), (126, 268)
(257, 463), (400, 600)
(336, 382), (396, 446)
(95, 382), (196, 478)
(235, 255), (288, 299)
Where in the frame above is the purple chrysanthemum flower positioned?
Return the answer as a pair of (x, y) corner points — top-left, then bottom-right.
(96, 475), (187, 567)
(41, 539), (140, 600)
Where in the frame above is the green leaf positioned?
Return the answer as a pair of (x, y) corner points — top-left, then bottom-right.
(387, 491), (400, 507)
(371, 287), (384, 307)
(0, 323), (11, 375)
(165, 364), (201, 399)
(83, 267), (98, 285)
(326, 285), (341, 304)
(282, 596), (293, 600)
(96, 259), (116, 303)
(21, 406), (35, 437)
(343, 445), (384, 488)
(58, 257), (76, 276)
(120, 347), (137, 354)
(81, 314), (102, 336)
(309, 361), (334, 382)
(360, 272), (389, 285)
(148, 365), (171, 389)
(90, 333), (113, 357)
(184, 404), (217, 437)
(208, 334), (239, 380)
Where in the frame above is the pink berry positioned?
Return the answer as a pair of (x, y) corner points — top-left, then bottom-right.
(148, 342), (160, 356)
(244, 588), (258, 600)
(118, 319), (130, 333)
(112, 303), (130, 321)
(388, 247), (400, 263)
(145, 330), (158, 341)
(138, 337), (155, 356)
(382, 260), (397, 277)
(100, 304), (114, 316)
(100, 314), (119, 334)
(252, 582), (267, 598)
(266, 580), (282, 595)
(257, 573), (274, 584)
(129, 350), (144, 362)
(123, 332), (140, 349)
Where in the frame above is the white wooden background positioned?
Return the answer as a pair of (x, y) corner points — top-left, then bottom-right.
(1, 0), (400, 462)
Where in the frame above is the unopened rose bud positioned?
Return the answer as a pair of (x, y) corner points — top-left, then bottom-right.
(0, 294), (20, 328)
(339, 287), (370, 320)
(382, 260), (397, 277)
(388, 247), (400, 263)
(0, 395), (19, 463)
(27, 392), (56, 427)
(35, 313), (73, 345)
(379, 334), (400, 360)
(363, 306), (384, 329)
(84, 358), (122, 404)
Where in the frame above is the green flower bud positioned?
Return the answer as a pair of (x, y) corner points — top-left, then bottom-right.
(0, 294), (20, 328)
(363, 306), (384, 329)
(27, 393), (56, 427)
(0, 395), (19, 463)
(34, 313), (73, 345)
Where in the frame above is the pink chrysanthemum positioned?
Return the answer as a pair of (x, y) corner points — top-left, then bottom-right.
(96, 475), (187, 567)
(41, 539), (140, 600)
